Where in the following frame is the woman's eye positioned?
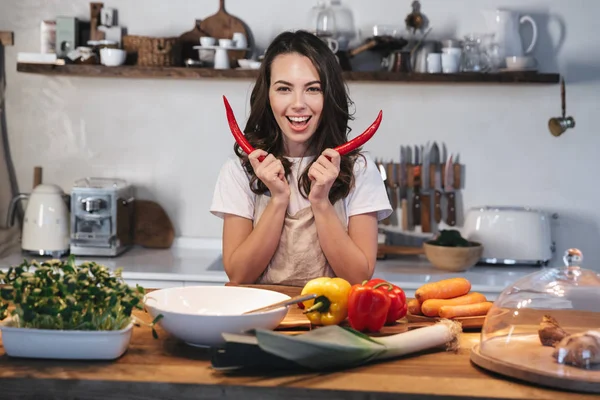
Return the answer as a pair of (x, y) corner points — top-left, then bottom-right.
(307, 86), (322, 93)
(276, 86), (290, 92)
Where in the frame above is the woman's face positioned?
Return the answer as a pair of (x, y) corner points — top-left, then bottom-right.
(269, 52), (324, 157)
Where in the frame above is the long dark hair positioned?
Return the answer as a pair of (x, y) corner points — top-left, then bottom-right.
(234, 29), (362, 204)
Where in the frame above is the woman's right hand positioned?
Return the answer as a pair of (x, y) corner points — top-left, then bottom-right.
(249, 150), (290, 202)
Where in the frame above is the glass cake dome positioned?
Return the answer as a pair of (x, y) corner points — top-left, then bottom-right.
(471, 248), (600, 394)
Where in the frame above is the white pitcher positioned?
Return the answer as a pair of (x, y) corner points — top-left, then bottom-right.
(483, 9), (538, 60)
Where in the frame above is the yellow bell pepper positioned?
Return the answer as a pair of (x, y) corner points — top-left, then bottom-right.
(300, 277), (351, 326)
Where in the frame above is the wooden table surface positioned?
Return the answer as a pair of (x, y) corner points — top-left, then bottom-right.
(0, 284), (596, 400)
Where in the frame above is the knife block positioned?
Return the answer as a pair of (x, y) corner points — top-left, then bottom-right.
(377, 161), (464, 259)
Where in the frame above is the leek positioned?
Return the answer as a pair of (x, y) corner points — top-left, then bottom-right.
(247, 319), (462, 370)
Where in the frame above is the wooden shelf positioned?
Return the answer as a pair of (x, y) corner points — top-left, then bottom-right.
(16, 62), (560, 84)
(0, 31), (14, 46)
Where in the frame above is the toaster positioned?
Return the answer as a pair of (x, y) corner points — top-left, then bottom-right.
(462, 206), (555, 266)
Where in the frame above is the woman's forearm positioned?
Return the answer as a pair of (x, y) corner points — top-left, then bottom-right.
(225, 197), (288, 284)
(311, 202), (375, 284)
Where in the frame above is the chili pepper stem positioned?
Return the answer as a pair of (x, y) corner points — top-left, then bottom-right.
(372, 282), (393, 291)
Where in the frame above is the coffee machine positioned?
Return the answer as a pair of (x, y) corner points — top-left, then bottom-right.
(70, 178), (134, 257)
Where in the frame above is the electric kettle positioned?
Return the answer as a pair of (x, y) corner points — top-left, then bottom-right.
(6, 184), (71, 257)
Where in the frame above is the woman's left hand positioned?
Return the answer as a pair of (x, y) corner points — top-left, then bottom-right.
(308, 148), (340, 206)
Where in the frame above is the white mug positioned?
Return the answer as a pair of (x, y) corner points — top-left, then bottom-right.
(441, 53), (459, 73)
(232, 32), (247, 49)
(427, 53), (442, 73)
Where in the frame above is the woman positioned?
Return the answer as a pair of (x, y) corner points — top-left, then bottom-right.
(210, 30), (391, 286)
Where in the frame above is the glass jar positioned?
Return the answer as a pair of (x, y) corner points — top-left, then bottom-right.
(460, 33), (489, 72)
(316, 0), (355, 50)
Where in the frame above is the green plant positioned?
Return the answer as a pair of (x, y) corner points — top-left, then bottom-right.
(428, 229), (474, 247)
(0, 255), (162, 337)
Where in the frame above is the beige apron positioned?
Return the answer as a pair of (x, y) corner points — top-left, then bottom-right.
(253, 193), (348, 287)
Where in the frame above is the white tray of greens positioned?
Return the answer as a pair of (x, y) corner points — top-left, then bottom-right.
(0, 256), (162, 360)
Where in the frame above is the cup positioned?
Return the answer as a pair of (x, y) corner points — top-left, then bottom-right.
(505, 56), (537, 70)
(232, 32), (247, 49)
(441, 53), (459, 73)
(427, 53), (442, 73)
(200, 36), (216, 47)
(218, 38), (233, 48)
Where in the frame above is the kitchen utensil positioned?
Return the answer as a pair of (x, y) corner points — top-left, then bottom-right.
(243, 293), (317, 315)
(412, 146), (421, 227)
(423, 241), (483, 272)
(420, 142), (431, 233)
(399, 146), (409, 230)
(471, 248), (600, 394)
(482, 9), (538, 62)
(386, 161), (398, 212)
(444, 153), (456, 226)
(462, 206), (554, 266)
(428, 142), (442, 225)
(199, 0), (253, 67)
(549, 78), (575, 137)
(144, 286), (291, 347)
(6, 184), (70, 257)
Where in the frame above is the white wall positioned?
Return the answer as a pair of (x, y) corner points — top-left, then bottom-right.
(0, 1), (598, 268)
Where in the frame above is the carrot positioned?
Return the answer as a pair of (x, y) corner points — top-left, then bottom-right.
(439, 302), (493, 319)
(421, 292), (487, 317)
(407, 299), (422, 315)
(414, 278), (471, 303)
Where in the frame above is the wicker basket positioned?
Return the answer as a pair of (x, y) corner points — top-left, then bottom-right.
(122, 35), (182, 67)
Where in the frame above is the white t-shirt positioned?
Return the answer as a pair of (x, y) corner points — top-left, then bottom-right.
(210, 153), (392, 223)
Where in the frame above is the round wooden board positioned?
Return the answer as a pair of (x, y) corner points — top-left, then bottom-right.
(470, 336), (600, 394)
(406, 312), (485, 329)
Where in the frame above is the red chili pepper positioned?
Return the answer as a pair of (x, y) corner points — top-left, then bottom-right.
(223, 95), (382, 162)
(347, 281), (392, 333)
(364, 278), (407, 325)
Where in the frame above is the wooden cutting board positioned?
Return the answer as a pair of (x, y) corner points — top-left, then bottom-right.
(133, 200), (174, 248)
(199, 0), (253, 67)
(178, 19), (210, 61)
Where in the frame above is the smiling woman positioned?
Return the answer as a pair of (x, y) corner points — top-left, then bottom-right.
(210, 30), (392, 287)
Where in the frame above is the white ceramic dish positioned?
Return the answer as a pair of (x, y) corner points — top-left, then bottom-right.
(144, 286), (290, 347)
(100, 48), (126, 66)
(0, 319), (133, 360)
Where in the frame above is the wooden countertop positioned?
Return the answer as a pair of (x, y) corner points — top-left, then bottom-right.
(0, 285), (595, 400)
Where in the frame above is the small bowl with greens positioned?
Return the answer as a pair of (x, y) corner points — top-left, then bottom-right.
(423, 230), (483, 272)
(0, 256), (161, 360)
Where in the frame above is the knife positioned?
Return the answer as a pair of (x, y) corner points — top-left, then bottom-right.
(444, 153), (456, 226)
(429, 142), (442, 224)
(420, 142), (431, 233)
(386, 160), (398, 212)
(399, 146), (409, 230)
(412, 145), (421, 227)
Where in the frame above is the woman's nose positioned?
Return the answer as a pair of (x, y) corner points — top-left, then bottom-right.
(291, 92), (307, 109)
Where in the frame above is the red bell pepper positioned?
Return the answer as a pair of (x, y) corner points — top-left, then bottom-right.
(364, 278), (407, 325)
(347, 281), (392, 333)
(222, 95), (382, 162)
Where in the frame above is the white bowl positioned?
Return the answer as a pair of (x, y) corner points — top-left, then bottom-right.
(0, 319), (133, 360)
(144, 286), (290, 347)
(100, 48), (126, 66)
